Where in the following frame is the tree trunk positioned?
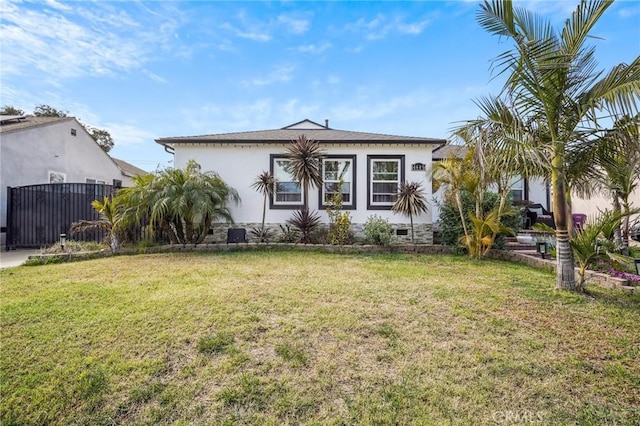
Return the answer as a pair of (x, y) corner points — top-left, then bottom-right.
(621, 199), (630, 256)
(410, 213), (414, 243)
(612, 194), (624, 251)
(552, 156), (576, 291)
(260, 194), (267, 242)
(556, 229), (576, 291)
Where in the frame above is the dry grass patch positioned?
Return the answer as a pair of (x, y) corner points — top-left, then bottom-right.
(1, 250), (639, 425)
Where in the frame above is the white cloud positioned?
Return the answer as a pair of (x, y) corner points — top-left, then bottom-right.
(398, 19), (431, 35)
(242, 65), (295, 87)
(0, 0), (186, 82)
(278, 14), (310, 34)
(346, 13), (431, 40)
(220, 22), (271, 42)
(296, 42), (331, 54)
(105, 123), (157, 147)
(142, 70), (168, 84)
(618, 5), (639, 18)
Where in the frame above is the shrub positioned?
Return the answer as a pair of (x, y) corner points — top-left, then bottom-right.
(277, 224), (299, 243)
(437, 190), (521, 250)
(326, 189), (353, 245)
(287, 209), (322, 244)
(364, 215), (393, 246)
(43, 240), (107, 254)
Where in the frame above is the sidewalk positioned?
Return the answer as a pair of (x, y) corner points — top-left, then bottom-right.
(0, 249), (40, 269)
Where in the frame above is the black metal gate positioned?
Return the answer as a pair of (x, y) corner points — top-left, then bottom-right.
(6, 183), (114, 249)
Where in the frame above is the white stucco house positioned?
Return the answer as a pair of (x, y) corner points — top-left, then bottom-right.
(156, 119), (447, 244)
(0, 115), (147, 247)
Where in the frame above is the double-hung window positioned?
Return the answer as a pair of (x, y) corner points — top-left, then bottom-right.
(367, 155), (405, 209)
(508, 176), (524, 202)
(320, 155), (356, 209)
(270, 155), (303, 208)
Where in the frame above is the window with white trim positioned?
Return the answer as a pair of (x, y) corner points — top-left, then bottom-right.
(320, 156), (356, 209)
(270, 156), (303, 208)
(86, 178), (106, 185)
(368, 155), (405, 209)
(509, 176), (524, 202)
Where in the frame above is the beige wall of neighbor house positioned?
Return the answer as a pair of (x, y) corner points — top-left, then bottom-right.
(572, 188), (640, 225)
(0, 116), (141, 246)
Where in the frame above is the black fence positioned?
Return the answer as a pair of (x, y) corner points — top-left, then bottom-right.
(6, 183), (116, 249)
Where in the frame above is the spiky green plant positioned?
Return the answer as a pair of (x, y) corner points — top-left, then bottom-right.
(570, 209), (637, 292)
(71, 196), (120, 252)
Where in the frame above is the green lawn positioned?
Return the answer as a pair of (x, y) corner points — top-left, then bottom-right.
(1, 251), (639, 425)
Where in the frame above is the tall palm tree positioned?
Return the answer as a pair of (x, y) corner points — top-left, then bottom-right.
(251, 170), (275, 242)
(590, 115), (640, 253)
(284, 135), (326, 243)
(392, 181), (429, 243)
(285, 134), (325, 212)
(476, 0), (640, 291)
(116, 160), (239, 245)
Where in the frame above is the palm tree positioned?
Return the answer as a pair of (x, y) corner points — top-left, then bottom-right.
(116, 160), (240, 245)
(475, 0), (640, 291)
(285, 134), (325, 212)
(251, 170), (275, 242)
(71, 196), (120, 252)
(284, 135), (325, 243)
(392, 181), (428, 243)
(594, 116), (640, 254)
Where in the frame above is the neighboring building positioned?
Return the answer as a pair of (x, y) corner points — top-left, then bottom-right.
(0, 115), (146, 246)
(112, 158), (148, 185)
(156, 119), (446, 244)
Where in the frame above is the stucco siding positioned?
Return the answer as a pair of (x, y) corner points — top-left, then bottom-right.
(1, 119), (124, 245)
(173, 143), (435, 229)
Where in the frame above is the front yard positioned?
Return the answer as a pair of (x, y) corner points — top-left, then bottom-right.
(1, 251), (639, 425)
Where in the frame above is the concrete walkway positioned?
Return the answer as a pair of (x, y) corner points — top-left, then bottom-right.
(0, 249), (40, 269)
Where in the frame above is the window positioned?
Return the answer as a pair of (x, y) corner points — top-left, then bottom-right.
(270, 155), (303, 209)
(48, 171), (66, 183)
(320, 155), (356, 209)
(71, 128), (77, 136)
(509, 177), (524, 202)
(86, 178), (106, 185)
(367, 155), (405, 209)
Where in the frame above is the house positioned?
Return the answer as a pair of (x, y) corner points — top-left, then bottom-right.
(0, 115), (147, 247)
(156, 119), (447, 244)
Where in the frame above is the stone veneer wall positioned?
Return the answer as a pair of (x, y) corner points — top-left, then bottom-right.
(207, 222), (434, 245)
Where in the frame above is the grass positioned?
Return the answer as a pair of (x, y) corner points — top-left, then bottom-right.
(1, 250), (639, 425)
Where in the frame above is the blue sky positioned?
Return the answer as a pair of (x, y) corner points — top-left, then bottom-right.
(1, 0), (638, 171)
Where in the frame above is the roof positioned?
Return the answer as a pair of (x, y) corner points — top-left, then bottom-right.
(0, 115), (75, 134)
(112, 158), (148, 177)
(432, 143), (468, 160)
(156, 119), (446, 147)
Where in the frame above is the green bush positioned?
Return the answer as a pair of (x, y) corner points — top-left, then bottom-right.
(436, 191), (521, 249)
(326, 189), (353, 245)
(364, 215), (393, 246)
